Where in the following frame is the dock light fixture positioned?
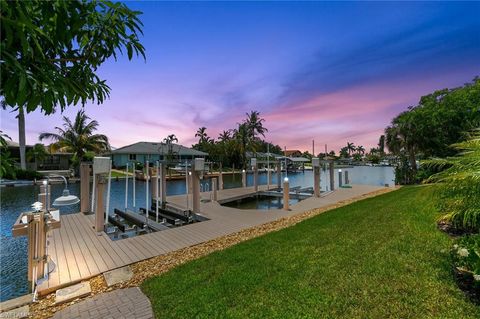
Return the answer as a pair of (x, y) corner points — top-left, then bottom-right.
(47, 175), (80, 207)
(284, 177), (289, 182)
(338, 169), (342, 172)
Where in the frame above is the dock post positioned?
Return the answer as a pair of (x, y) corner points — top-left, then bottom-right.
(312, 158), (320, 197)
(36, 211), (46, 280)
(162, 163), (167, 207)
(212, 177), (218, 201)
(345, 170), (349, 185)
(277, 164), (281, 189)
(188, 172), (193, 194)
(150, 167), (157, 206)
(26, 214), (35, 282)
(39, 184), (50, 210)
(329, 161), (335, 191)
(338, 170), (343, 188)
(283, 178), (290, 210)
(252, 158), (258, 192)
(95, 175), (106, 233)
(192, 161), (202, 214)
(218, 163), (224, 190)
(242, 169), (246, 188)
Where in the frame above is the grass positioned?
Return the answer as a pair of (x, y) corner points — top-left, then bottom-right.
(142, 187), (479, 318)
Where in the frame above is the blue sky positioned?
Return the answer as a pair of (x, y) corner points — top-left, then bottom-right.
(1, 1), (479, 152)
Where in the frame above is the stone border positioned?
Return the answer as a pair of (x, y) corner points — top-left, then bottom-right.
(29, 187), (398, 318)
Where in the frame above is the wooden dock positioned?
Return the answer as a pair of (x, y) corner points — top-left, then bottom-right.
(37, 184), (384, 295)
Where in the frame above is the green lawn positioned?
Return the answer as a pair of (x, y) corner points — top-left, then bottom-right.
(142, 187), (479, 318)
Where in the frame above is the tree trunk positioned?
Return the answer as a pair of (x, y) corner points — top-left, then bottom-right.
(18, 107), (26, 170)
(408, 146), (417, 173)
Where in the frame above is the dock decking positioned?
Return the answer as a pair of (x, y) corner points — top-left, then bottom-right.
(37, 184), (385, 295)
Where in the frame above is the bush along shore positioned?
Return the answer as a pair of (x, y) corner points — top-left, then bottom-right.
(425, 130), (480, 304)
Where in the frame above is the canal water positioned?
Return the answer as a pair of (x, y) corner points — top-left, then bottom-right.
(0, 170), (313, 301)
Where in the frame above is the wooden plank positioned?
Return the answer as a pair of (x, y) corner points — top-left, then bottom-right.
(172, 227), (205, 245)
(149, 231), (182, 252)
(61, 216), (90, 280)
(179, 225), (215, 243)
(141, 231), (172, 253)
(74, 214), (121, 270)
(51, 225), (69, 287)
(57, 216), (81, 283)
(113, 236), (145, 262)
(82, 214), (136, 266)
(133, 232), (168, 256)
(63, 215), (100, 276)
(70, 214), (108, 273)
(123, 235), (154, 259)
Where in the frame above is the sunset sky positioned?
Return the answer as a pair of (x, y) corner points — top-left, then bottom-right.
(1, 1), (479, 153)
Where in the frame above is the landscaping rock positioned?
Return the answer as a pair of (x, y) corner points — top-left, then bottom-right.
(55, 282), (91, 305)
(103, 266), (133, 287)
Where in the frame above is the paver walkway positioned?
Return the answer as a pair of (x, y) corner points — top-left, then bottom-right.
(52, 287), (153, 319)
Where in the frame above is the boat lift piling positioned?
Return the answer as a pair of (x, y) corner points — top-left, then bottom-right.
(251, 158), (258, 192)
(144, 161), (149, 228)
(156, 161), (160, 222)
(124, 163), (129, 211)
(312, 158), (321, 197)
(132, 162), (136, 208)
(80, 163), (90, 213)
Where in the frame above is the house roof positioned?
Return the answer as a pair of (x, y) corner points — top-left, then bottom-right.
(246, 151), (283, 158)
(284, 150), (302, 156)
(111, 142), (208, 156)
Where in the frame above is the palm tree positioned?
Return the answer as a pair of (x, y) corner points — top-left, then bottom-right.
(163, 134), (178, 145)
(356, 145), (365, 155)
(1, 102), (26, 169)
(218, 130), (231, 143)
(195, 127), (209, 144)
(385, 113), (418, 172)
(346, 142), (356, 156)
(340, 147), (349, 158)
(162, 134), (179, 166)
(378, 135), (385, 154)
(245, 110), (268, 139)
(26, 143), (49, 169)
(0, 130), (11, 148)
(233, 123), (250, 168)
(39, 110), (110, 166)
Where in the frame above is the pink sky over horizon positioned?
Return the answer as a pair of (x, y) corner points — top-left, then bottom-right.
(1, 2), (479, 155)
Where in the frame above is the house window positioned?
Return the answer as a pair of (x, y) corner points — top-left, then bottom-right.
(129, 154), (136, 161)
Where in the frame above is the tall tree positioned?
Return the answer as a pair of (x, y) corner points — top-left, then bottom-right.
(195, 127), (210, 144)
(218, 130), (231, 143)
(346, 142), (356, 156)
(378, 135), (385, 154)
(234, 123), (250, 168)
(1, 0), (145, 171)
(245, 110), (268, 140)
(39, 110), (110, 167)
(163, 134), (178, 165)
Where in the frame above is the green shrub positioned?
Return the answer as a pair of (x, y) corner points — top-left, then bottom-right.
(0, 149), (17, 179)
(134, 162), (144, 170)
(451, 235), (480, 292)
(15, 169), (43, 180)
(424, 130), (480, 231)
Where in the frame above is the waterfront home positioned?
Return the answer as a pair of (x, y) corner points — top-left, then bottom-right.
(110, 141), (208, 168)
(6, 140), (71, 171)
